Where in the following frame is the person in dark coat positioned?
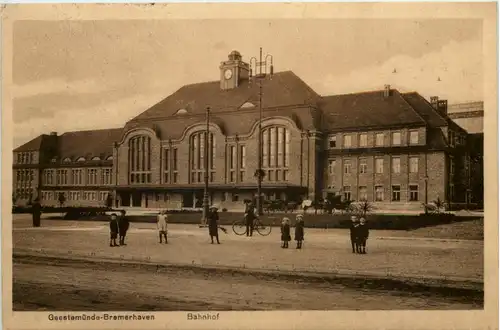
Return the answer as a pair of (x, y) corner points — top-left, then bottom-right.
(207, 205), (220, 244)
(357, 217), (369, 254)
(244, 201), (257, 237)
(31, 198), (42, 227)
(294, 214), (305, 249)
(280, 217), (291, 248)
(118, 210), (130, 246)
(109, 213), (119, 247)
(349, 216), (360, 253)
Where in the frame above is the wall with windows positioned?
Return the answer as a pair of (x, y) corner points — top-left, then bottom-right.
(323, 152), (445, 208)
(14, 151), (39, 165)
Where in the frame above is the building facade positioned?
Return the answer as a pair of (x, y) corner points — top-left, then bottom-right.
(13, 50), (477, 211)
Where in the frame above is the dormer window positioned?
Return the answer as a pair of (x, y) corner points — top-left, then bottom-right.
(328, 136), (337, 148)
(63, 157), (72, 163)
(175, 109), (188, 115)
(91, 156), (101, 161)
(240, 102), (256, 109)
(106, 155), (113, 161)
(76, 157), (86, 162)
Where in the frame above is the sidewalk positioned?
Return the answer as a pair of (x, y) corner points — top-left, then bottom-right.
(13, 220), (484, 289)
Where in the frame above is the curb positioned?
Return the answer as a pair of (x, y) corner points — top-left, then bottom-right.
(13, 250), (483, 293)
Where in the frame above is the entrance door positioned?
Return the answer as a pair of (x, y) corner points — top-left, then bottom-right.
(132, 192), (142, 207)
(120, 192), (131, 207)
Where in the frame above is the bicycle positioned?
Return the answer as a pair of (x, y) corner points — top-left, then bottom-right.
(232, 216), (272, 236)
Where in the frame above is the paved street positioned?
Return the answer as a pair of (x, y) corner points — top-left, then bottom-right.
(13, 215), (483, 283)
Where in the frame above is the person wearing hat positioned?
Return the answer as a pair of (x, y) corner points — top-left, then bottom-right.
(294, 214), (305, 249)
(31, 198), (42, 227)
(280, 217), (291, 248)
(207, 205), (220, 244)
(118, 209), (130, 246)
(157, 210), (168, 244)
(349, 215), (360, 253)
(357, 217), (369, 254)
(244, 200), (257, 237)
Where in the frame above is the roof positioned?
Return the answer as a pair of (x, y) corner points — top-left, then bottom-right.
(57, 128), (123, 160)
(400, 92), (448, 127)
(129, 71), (321, 121)
(14, 135), (44, 152)
(319, 89), (426, 131)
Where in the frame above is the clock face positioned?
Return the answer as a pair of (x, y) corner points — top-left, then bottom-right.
(224, 69), (233, 80)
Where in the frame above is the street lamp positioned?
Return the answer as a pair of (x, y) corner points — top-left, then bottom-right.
(201, 106), (211, 227)
(249, 47), (274, 216)
(424, 175), (429, 214)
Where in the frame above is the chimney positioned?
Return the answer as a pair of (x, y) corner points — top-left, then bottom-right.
(383, 84), (391, 98)
(437, 100), (448, 115)
(430, 96), (439, 109)
(50, 132), (57, 136)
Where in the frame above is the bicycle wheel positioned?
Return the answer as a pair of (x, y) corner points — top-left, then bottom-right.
(255, 221), (272, 236)
(232, 219), (247, 236)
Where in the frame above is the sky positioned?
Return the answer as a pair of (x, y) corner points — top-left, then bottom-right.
(12, 18), (483, 147)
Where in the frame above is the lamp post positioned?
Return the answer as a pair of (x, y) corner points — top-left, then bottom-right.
(424, 175), (429, 214)
(249, 47), (274, 216)
(201, 106), (211, 227)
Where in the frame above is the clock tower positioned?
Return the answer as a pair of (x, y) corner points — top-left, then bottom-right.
(219, 50), (250, 90)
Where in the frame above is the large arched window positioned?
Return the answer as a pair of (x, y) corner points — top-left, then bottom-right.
(129, 135), (152, 184)
(262, 126), (290, 182)
(190, 132), (216, 183)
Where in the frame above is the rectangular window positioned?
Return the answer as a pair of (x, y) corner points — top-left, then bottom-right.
(343, 159), (351, 174)
(392, 157), (401, 174)
(329, 136), (337, 148)
(375, 186), (384, 201)
(328, 159), (336, 175)
(275, 170), (281, 181)
(409, 130), (419, 144)
(358, 186), (367, 201)
(173, 172), (178, 183)
(409, 185), (419, 201)
(283, 170), (289, 181)
(449, 131), (455, 146)
(343, 186), (351, 201)
(409, 157), (419, 173)
(230, 146), (236, 169)
(450, 156), (455, 176)
(262, 129), (269, 167)
(343, 134), (352, 148)
(210, 172), (215, 183)
(359, 134), (368, 147)
(240, 145), (246, 169)
(269, 127), (276, 167)
(375, 158), (384, 174)
(450, 184), (455, 201)
(239, 171), (245, 182)
(359, 158), (367, 174)
(173, 148), (178, 171)
(17, 153), (21, 164)
(230, 171), (235, 183)
(375, 133), (385, 146)
(267, 170), (274, 181)
(392, 185), (401, 201)
(277, 127), (284, 167)
(392, 132), (401, 145)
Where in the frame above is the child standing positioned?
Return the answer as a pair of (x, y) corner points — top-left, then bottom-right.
(157, 210), (168, 244)
(280, 217), (291, 248)
(109, 213), (119, 247)
(349, 216), (359, 253)
(357, 217), (369, 254)
(294, 214), (305, 249)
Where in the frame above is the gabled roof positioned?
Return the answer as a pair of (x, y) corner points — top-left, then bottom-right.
(319, 89), (426, 131)
(57, 128), (123, 160)
(14, 135), (44, 152)
(400, 92), (448, 127)
(129, 71), (321, 122)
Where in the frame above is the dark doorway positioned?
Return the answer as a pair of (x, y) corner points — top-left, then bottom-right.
(132, 191), (142, 207)
(120, 192), (131, 207)
(181, 192), (192, 208)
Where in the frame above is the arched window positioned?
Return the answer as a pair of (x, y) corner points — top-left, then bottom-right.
(128, 135), (152, 184)
(190, 131), (216, 183)
(76, 157), (86, 162)
(106, 155), (113, 161)
(240, 102), (256, 109)
(63, 157), (72, 163)
(175, 109), (188, 115)
(261, 126), (290, 182)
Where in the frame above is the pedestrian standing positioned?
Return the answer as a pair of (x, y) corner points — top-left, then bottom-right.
(280, 217), (291, 248)
(208, 205), (220, 244)
(118, 210), (130, 246)
(31, 198), (42, 227)
(109, 213), (119, 247)
(294, 214), (305, 249)
(244, 201), (256, 237)
(357, 217), (369, 254)
(349, 215), (360, 253)
(157, 210), (168, 244)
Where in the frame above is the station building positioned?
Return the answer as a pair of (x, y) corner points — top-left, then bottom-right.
(13, 50), (476, 211)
